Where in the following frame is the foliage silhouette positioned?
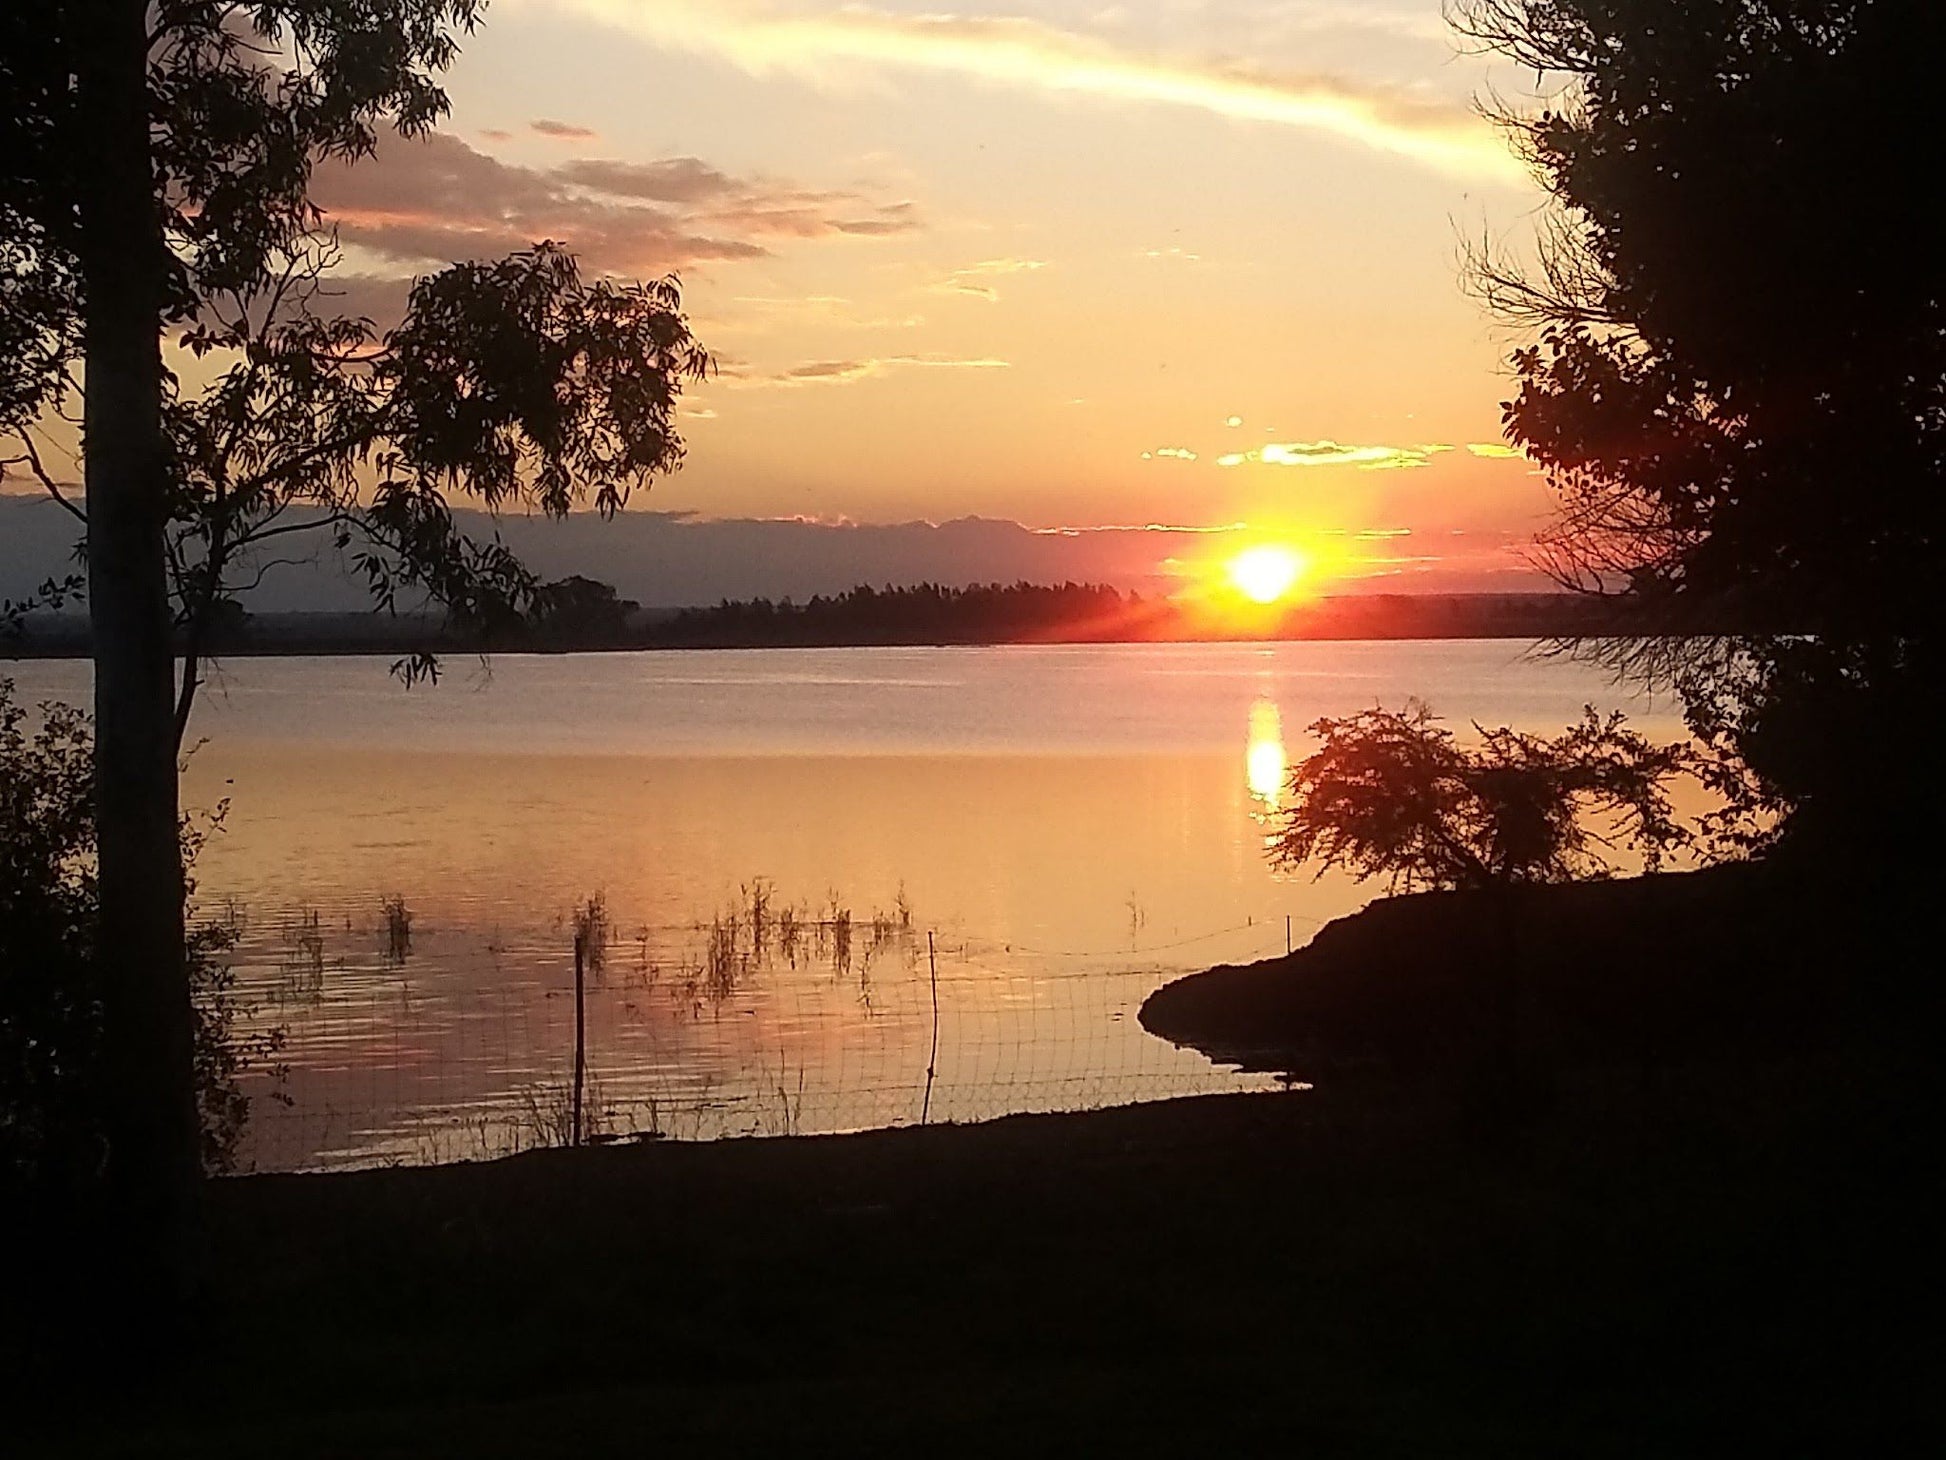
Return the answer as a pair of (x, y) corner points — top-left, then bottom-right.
(1270, 701), (1692, 892)
(1, 679), (280, 1195)
(1, 0), (707, 1276)
(532, 575), (639, 643)
(1265, 700), (1696, 1130)
(1452, 0), (1946, 851)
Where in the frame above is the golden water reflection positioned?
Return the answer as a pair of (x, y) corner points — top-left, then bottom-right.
(1246, 699), (1287, 810)
(0, 644), (1686, 1170)
(185, 747), (1315, 1169)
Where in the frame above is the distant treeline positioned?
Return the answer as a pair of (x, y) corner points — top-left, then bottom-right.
(657, 581), (1669, 648)
(661, 581), (1148, 647)
(6, 582), (1681, 658)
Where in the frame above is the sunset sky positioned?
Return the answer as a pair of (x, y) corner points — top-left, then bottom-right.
(14, 0), (1565, 600)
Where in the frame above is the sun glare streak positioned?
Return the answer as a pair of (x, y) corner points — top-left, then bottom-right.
(1247, 700), (1287, 810)
(1229, 545), (1307, 604)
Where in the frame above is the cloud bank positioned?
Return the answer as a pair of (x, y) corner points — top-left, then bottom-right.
(0, 496), (1542, 611)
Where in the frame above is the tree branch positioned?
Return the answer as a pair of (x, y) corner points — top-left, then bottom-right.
(9, 431), (88, 524)
(233, 423), (384, 499)
(230, 504), (361, 548)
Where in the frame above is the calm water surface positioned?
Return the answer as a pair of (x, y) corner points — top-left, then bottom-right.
(7, 642), (1680, 1169)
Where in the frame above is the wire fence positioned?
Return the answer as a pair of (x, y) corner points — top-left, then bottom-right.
(229, 898), (1312, 1173)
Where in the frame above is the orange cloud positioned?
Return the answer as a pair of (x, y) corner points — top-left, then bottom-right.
(530, 118), (599, 141)
(547, 0), (1526, 183)
(936, 257), (1049, 301)
(740, 355), (1012, 388)
(311, 132), (920, 284)
(1217, 441), (1451, 471)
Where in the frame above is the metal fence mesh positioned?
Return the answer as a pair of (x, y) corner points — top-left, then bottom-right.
(230, 903), (1304, 1172)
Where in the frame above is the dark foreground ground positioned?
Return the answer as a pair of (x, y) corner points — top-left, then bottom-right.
(14, 867), (1940, 1456)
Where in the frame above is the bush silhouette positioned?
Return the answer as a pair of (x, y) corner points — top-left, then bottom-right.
(1, 680), (278, 1193)
(1271, 701), (1693, 892)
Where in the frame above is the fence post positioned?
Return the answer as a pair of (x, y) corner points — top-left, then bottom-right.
(921, 930), (940, 1125)
(572, 928), (586, 1148)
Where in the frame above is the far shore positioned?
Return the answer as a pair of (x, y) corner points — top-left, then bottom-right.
(3, 624), (1586, 659)
(3, 590), (1687, 659)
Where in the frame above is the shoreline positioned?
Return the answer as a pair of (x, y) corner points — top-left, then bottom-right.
(1141, 859), (1938, 1089)
(6, 623), (1597, 660)
(11, 862), (1932, 1451)
(2, 590), (1680, 660)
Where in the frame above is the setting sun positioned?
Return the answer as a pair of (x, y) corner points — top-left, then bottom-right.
(1228, 546), (1308, 604)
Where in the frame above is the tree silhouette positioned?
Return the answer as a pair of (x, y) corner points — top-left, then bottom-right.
(668, 580), (1146, 646)
(1271, 702), (1692, 892)
(161, 239), (704, 722)
(531, 574), (639, 644)
(1, 1), (706, 1296)
(1452, 0), (1946, 850)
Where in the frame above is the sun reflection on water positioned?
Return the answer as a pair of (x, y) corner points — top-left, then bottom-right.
(1246, 699), (1287, 810)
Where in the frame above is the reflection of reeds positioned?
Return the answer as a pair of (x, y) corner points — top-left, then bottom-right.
(669, 878), (893, 1010)
(777, 906), (801, 967)
(381, 895), (413, 966)
(744, 878), (772, 961)
(624, 926), (657, 991)
(828, 897), (852, 976)
(704, 914), (741, 1004)
(279, 908), (325, 1001)
(867, 909), (896, 958)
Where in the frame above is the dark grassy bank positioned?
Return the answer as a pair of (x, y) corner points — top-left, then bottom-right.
(12, 1069), (1935, 1451)
(11, 864), (1936, 1455)
(1140, 861), (1934, 1079)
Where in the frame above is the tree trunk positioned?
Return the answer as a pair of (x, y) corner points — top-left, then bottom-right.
(77, 0), (203, 1309)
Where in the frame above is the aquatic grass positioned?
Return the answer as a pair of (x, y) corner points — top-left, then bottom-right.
(627, 925), (657, 989)
(381, 895), (413, 967)
(279, 908), (326, 1002)
(866, 908), (897, 959)
(573, 892), (609, 980)
(827, 895), (853, 976)
(744, 878), (773, 961)
(704, 914), (741, 1004)
(769, 1057), (807, 1137)
(239, 869), (951, 1166)
(515, 1071), (616, 1149)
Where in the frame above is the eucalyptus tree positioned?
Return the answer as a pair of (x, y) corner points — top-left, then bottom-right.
(1, 0), (707, 1290)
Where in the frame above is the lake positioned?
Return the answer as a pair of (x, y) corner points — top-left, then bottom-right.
(3, 642), (1683, 1170)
